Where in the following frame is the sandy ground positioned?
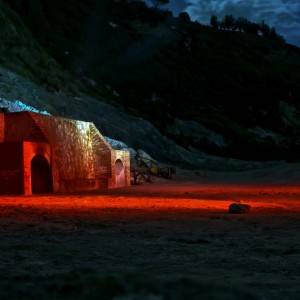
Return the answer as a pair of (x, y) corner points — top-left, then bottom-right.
(0, 180), (300, 299)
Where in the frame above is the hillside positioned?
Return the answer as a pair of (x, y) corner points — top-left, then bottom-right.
(1, 0), (300, 164)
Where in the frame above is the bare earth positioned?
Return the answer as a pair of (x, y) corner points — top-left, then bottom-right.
(0, 178), (300, 299)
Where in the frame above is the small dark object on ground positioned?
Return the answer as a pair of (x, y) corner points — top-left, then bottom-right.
(229, 203), (251, 214)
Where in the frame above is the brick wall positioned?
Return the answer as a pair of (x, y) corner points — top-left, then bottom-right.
(0, 113), (4, 142)
(1, 112), (131, 194)
(0, 143), (23, 194)
(4, 113), (47, 142)
(32, 114), (118, 192)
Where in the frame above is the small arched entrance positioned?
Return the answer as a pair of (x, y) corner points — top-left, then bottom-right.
(115, 159), (125, 187)
(31, 155), (53, 194)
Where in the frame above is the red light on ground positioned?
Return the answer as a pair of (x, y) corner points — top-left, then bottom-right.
(1, 183), (300, 213)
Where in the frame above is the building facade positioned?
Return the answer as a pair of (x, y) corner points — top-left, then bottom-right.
(0, 112), (130, 195)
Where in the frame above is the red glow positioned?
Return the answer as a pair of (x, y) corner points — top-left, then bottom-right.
(1, 184), (300, 213)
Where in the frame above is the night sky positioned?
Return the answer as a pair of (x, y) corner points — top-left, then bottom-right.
(164, 0), (300, 46)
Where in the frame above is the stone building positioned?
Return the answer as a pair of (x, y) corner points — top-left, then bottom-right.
(0, 112), (130, 195)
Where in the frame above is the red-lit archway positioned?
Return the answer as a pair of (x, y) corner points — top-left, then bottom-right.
(31, 155), (53, 194)
(115, 159), (125, 187)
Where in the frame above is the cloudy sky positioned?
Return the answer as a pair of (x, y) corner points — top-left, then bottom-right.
(165, 0), (300, 46)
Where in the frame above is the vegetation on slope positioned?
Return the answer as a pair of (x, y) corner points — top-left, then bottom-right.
(0, 0), (71, 90)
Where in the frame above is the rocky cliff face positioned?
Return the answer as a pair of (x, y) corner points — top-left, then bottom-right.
(1, 0), (300, 166)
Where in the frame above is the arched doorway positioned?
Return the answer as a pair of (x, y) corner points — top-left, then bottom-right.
(115, 159), (125, 187)
(31, 155), (53, 194)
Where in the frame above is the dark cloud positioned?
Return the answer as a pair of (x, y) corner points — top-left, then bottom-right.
(166, 0), (188, 15)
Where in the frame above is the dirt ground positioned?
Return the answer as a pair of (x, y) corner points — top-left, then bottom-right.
(0, 180), (300, 299)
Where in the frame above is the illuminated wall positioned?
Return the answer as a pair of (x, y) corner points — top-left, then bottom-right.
(0, 142), (23, 194)
(0, 113), (4, 142)
(0, 112), (130, 194)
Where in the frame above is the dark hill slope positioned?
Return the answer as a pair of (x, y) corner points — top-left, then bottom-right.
(0, 0), (70, 88)
(3, 0), (300, 161)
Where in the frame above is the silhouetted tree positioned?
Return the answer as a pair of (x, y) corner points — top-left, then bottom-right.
(179, 12), (190, 23)
(269, 27), (285, 42)
(244, 21), (259, 35)
(260, 20), (271, 36)
(235, 17), (247, 32)
(223, 15), (235, 30)
(210, 15), (219, 30)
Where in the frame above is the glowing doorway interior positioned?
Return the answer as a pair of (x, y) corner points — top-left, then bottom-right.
(115, 159), (125, 187)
